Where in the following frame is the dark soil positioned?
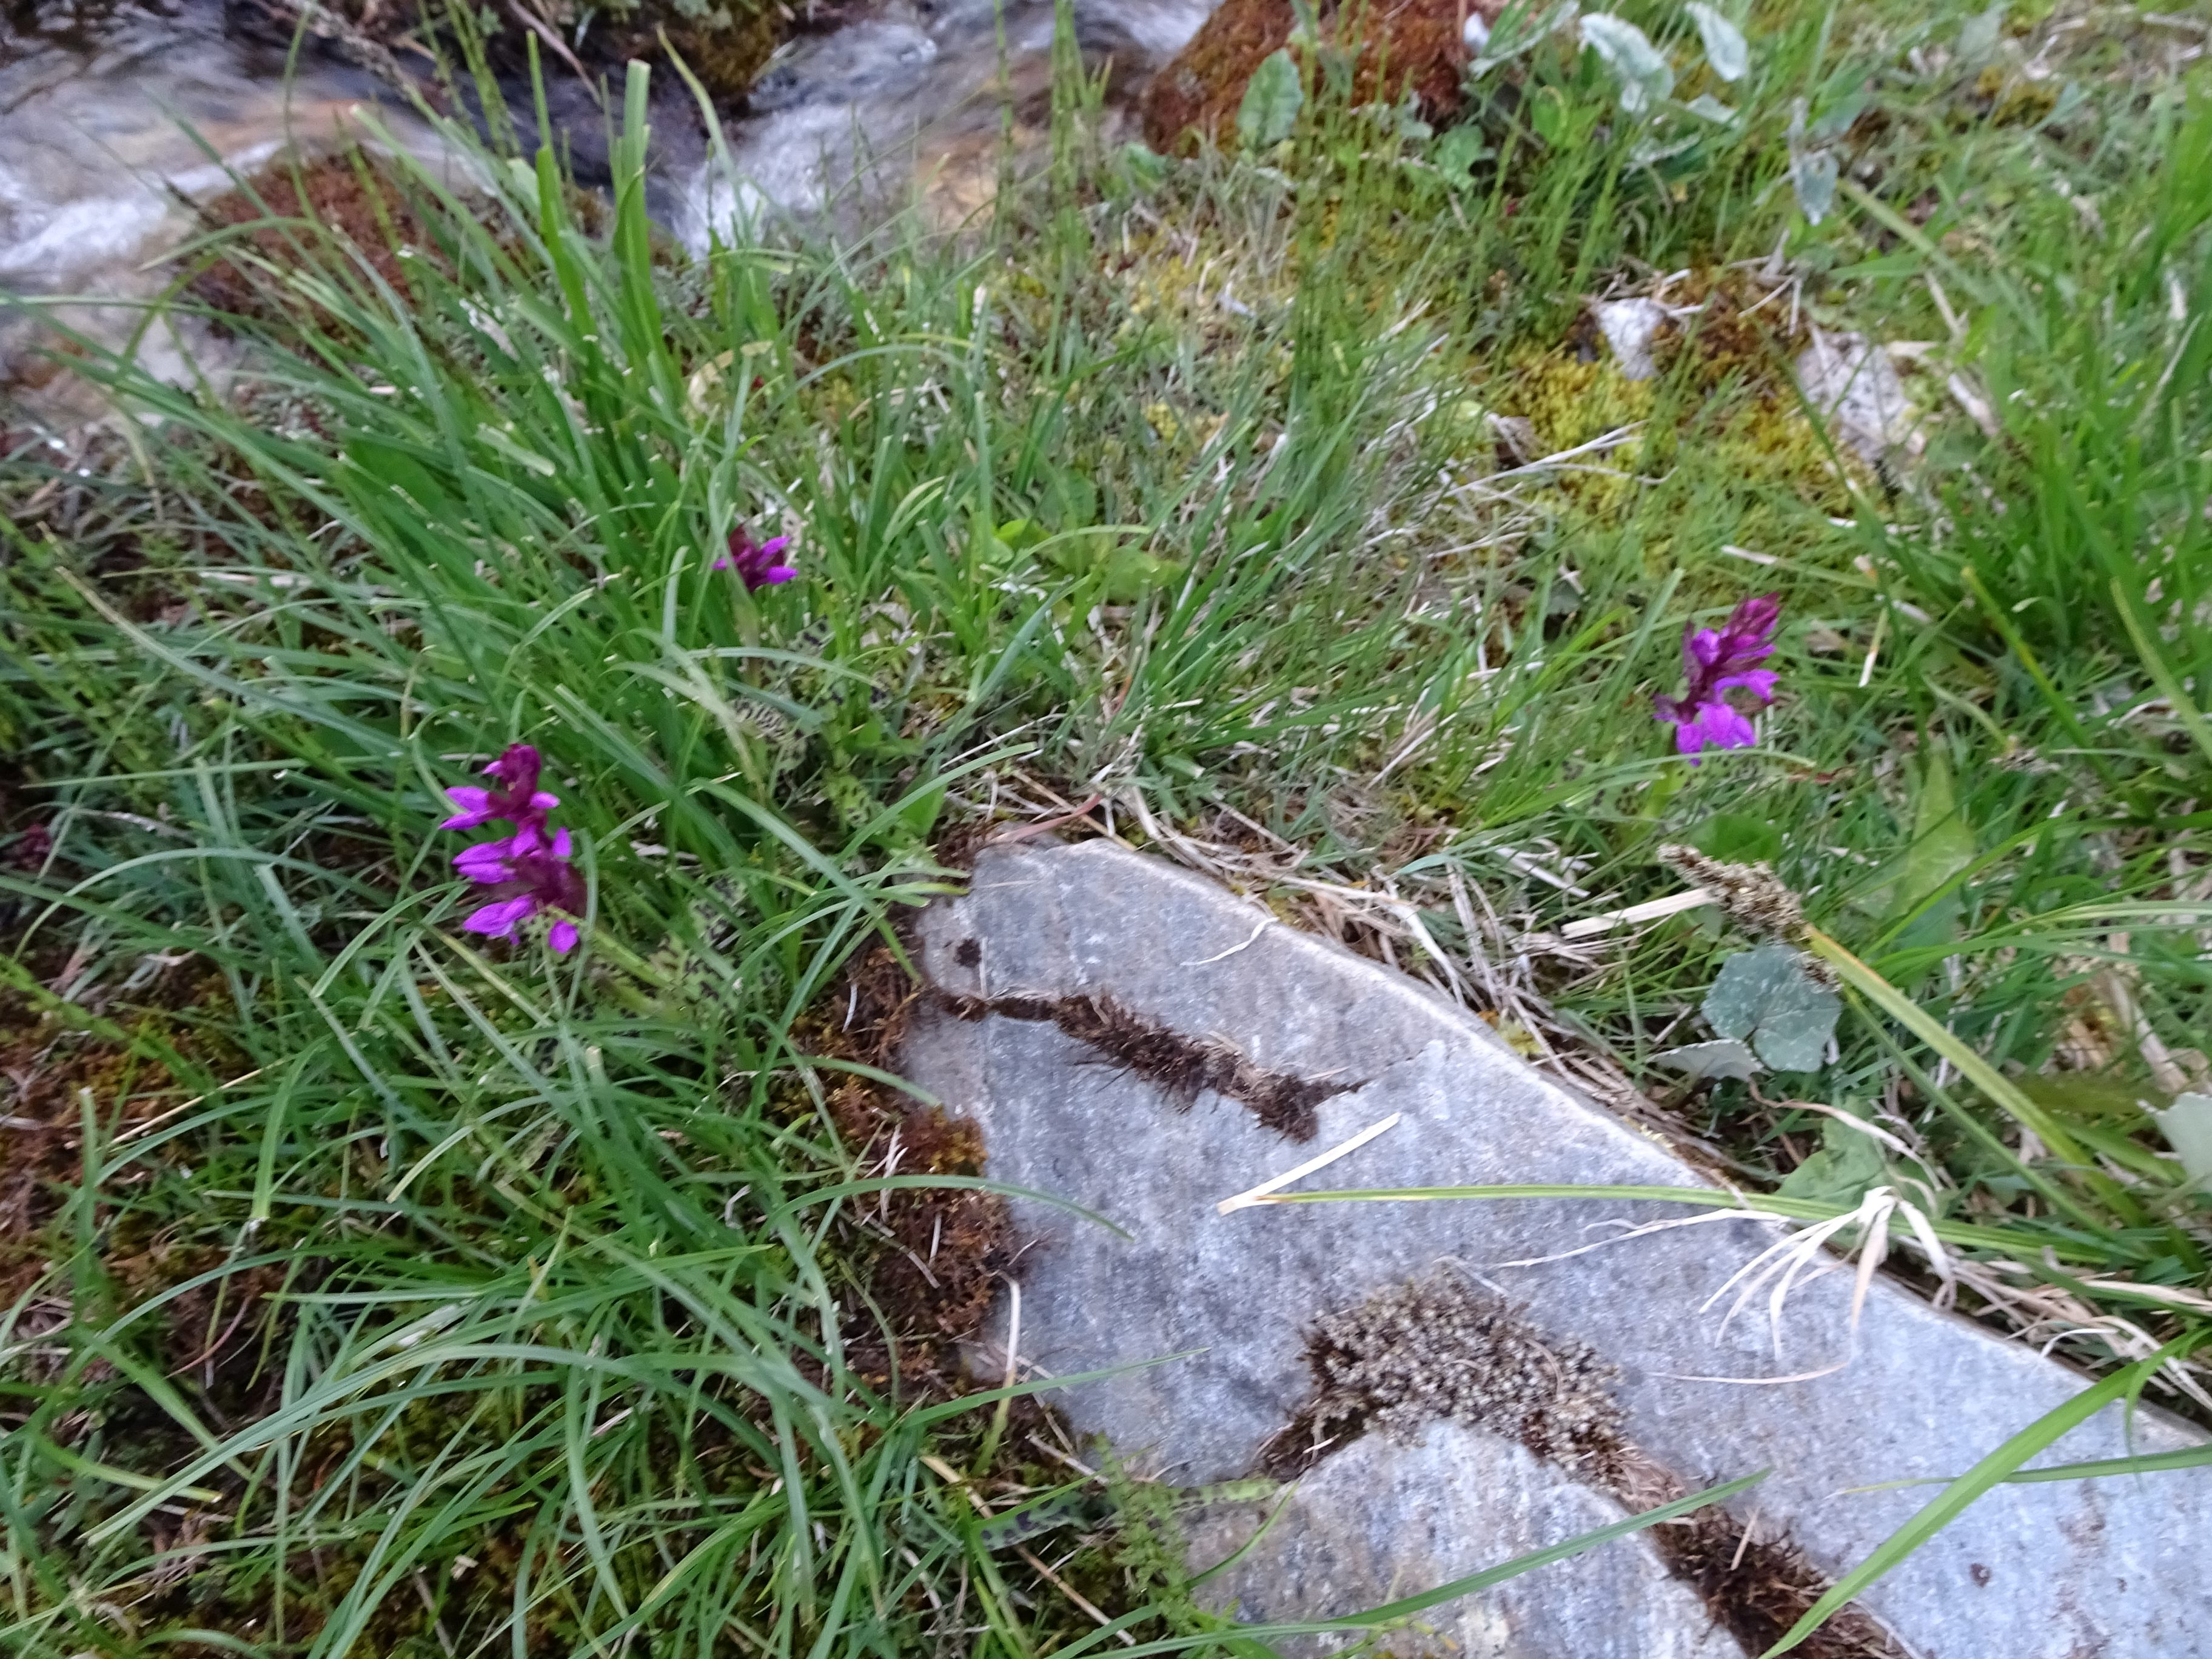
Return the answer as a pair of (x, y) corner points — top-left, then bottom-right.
(0, 978), (229, 1303)
(802, 941), (1015, 1394)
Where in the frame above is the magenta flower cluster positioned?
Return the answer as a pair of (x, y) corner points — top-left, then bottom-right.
(1653, 593), (1781, 760)
(441, 744), (583, 953)
(714, 524), (796, 591)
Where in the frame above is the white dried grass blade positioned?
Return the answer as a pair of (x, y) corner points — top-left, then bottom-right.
(1655, 1359), (1855, 1386)
(1846, 1192), (1895, 1332)
(1562, 886), (1715, 938)
(1477, 1204), (1791, 1270)
(1219, 1113), (1403, 1214)
(1180, 916), (1274, 966)
(1894, 1197), (1957, 1311)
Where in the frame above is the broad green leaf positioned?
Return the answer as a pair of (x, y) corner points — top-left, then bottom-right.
(1530, 84), (1578, 148)
(1238, 50), (1305, 148)
(1858, 749), (1975, 950)
(1044, 533), (1187, 601)
(1957, 1), (2006, 65)
(1807, 72), (1872, 141)
(2153, 1091), (2212, 1188)
(1704, 943), (1840, 1073)
(1691, 811), (1782, 865)
(1685, 2), (1749, 80)
(1435, 124), (1494, 181)
(1116, 141), (1168, 186)
(1098, 549), (1188, 603)
(1777, 1116), (1887, 1208)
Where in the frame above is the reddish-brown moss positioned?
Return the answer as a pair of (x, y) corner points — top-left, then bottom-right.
(189, 152), (427, 329)
(230, 0), (787, 103)
(1140, 0), (1500, 152)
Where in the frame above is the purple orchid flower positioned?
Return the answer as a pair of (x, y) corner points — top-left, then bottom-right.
(442, 743), (584, 952)
(441, 743), (560, 832)
(454, 825), (585, 954)
(1654, 592), (1782, 762)
(714, 525), (797, 592)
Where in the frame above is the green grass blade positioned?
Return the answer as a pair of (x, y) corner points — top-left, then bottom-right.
(1762, 1350), (2177, 1655)
(1804, 927), (2090, 1168)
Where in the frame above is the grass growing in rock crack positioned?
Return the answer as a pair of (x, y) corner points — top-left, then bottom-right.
(3, 0), (2212, 1651)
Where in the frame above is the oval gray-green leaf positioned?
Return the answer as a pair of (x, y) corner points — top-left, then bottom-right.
(1789, 144), (1838, 223)
(1652, 1039), (1761, 1083)
(1703, 942), (1839, 1073)
(2154, 1091), (2212, 1188)
(1580, 13), (1674, 114)
(1685, 2), (1749, 81)
(1238, 49), (1305, 148)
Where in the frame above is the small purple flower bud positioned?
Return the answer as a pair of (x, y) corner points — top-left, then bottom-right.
(716, 526), (798, 592)
(441, 743), (559, 831)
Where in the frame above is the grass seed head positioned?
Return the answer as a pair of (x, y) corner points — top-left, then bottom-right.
(1657, 844), (1832, 984)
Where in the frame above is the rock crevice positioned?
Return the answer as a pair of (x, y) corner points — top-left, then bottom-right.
(937, 984), (1353, 1140)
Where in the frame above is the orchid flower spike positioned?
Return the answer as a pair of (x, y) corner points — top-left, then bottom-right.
(714, 525), (797, 592)
(1654, 592), (1781, 761)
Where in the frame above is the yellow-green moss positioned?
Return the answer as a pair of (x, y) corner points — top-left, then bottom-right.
(649, 3), (785, 100)
(1504, 349), (1656, 454)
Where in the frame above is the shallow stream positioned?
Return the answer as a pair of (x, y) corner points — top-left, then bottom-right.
(0, 0), (1216, 415)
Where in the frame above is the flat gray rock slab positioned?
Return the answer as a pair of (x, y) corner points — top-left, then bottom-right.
(1181, 1423), (1740, 1659)
(900, 840), (2212, 1659)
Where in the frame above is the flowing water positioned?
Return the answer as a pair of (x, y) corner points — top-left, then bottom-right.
(0, 0), (1216, 420)
(0, 0), (452, 417)
(686, 0), (1213, 240)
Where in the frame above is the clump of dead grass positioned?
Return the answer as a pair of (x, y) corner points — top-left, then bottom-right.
(939, 986), (1350, 1141)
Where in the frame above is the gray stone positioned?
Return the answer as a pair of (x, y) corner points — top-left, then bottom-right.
(1594, 296), (1674, 381)
(1182, 1423), (1739, 1659)
(1185, 1415), (1734, 1659)
(1797, 331), (1922, 468)
(900, 839), (2212, 1659)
